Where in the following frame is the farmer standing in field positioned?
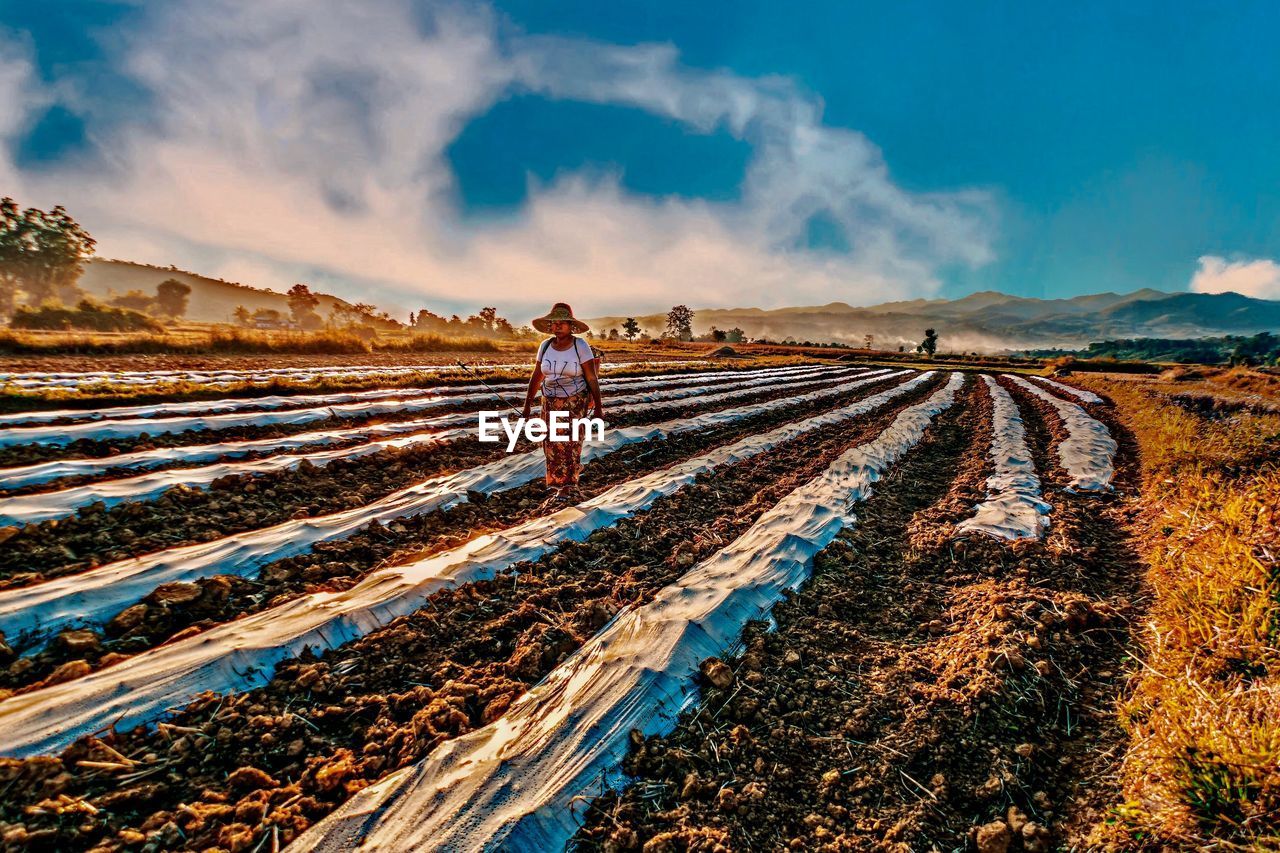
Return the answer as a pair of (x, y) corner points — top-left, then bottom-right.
(522, 303), (604, 502)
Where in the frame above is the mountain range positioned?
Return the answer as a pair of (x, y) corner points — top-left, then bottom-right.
(77, 259), (1280, 352)
(587, 289), (1280, 351)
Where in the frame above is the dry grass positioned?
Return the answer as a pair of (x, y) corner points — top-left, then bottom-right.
(0, 327), (502, 356)
(1086, 376), (1280, 849)
(1047, 354), (1162, 374)
(1216, 366), (1280, 399)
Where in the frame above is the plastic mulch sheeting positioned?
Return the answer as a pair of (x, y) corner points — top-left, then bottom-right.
(0, 365), (872, 523)
(290, 371), (962, 850)
(1028, 374), (1104, 405)
(0, 371), (911, 658)
(0, 362), (812, 428)
(0, 364), (830, 448)
(0, 365), (833, 488)
(290, 373), (966, 853)
(955, 375), (1052, 540)
(1004, 375), (1116, 492)
(0, 373), (935, 757)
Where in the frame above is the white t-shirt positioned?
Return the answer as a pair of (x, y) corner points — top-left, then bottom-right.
(536, 336), (595, 398)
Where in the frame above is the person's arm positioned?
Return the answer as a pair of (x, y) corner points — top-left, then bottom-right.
(582, 354), (603, 419)
(523, 345), (545, 419)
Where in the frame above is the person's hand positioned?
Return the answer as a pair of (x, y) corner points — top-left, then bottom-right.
(591, 404), (605, 421)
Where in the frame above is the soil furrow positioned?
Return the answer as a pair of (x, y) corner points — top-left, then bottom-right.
(0, 396), (500, 469)
(0, 376), (943, 852)
(572, 378), (1145, 852)
(0, 364), (791, 468)
(0, 372), (861, 579)
(0, 373), (911, 696)
(0, 367), (829, 500)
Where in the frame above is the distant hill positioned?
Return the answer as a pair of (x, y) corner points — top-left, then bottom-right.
(587, 289), (1280, 352)
(78, 259), (358, 324)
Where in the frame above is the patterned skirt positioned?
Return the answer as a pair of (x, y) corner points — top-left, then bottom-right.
(541, 392), (590, 488)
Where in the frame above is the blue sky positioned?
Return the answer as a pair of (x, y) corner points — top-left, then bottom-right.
(1, 0), (1278, 316)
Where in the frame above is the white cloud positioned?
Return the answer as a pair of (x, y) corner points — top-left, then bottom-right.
(511, 37), (995, 270)
(0, 38), (45, 197)
(1190, 255), (1280, 300)
(2, 0), (998, 319)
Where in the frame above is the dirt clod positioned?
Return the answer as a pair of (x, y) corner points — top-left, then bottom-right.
(699, 658), (734, 690)
(975, 820), (1012, 853)
(149, 582), (202, 606)
(55, 630), (101, 655)
(225, 766), (278, 792)
(41, 659), (91, 686)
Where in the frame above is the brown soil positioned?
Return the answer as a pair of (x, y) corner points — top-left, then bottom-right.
(0, 362), (775, 468)
(0, 369), (861, 577)
(0, 398), (492, 469)
(0, 382), (507, 436)
(0, 373), (911, 696)
(574, 376), (1147, 852)
(0, 365), (798, 494)
(0, 376), (944, 851)
(0, 438), (500, 582)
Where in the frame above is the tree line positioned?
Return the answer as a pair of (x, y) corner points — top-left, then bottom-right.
(1034, 333), (1280, 366)
(588, 305), (744, 344)
(3, 196), (954, 351)
(1, 197), (197, 332)
(619, 305), (941, 354)
(0, 197), (517, 340)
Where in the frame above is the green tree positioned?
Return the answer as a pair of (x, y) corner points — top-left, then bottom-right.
(726, 327), (745, 343)
(665, 305), (694, 341)
(286, 283), (323, 329)
(232, 305), (251, 326)
(329, 303), (363, 327)
(252, 308), (284, 326)
(12, 299), (161, 333)
(0, 197), (96, 317)
(411, 308), (446, 332)
(110, 289), (156, 313)
(155, 279), (192, 318)
(622, 317), (641, 341)
(916, 328), (939, 357)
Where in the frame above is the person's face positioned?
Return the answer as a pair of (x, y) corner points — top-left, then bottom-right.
(551, 320), (572, 336)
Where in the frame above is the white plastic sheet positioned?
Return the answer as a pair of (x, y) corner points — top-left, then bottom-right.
(0, 359), (712, 393)
(0, 365), (832, 489)
(288, 373), (965, 853)
(1004, 375), (1116, 492)
(1028, 375), (1104, 405)
(0, 366), (874, 523)
(955, 375), (1051, 540)
(0, 430), (467, 527)
(0, 372), (932, 757)
(0, 362), (809, 428)
(0, 392), (454, 448)
(0, 419), (451, 491)
(0, 386), (454, 428)
(0, 364), (827, 448)
(0, 370), (911, 651)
